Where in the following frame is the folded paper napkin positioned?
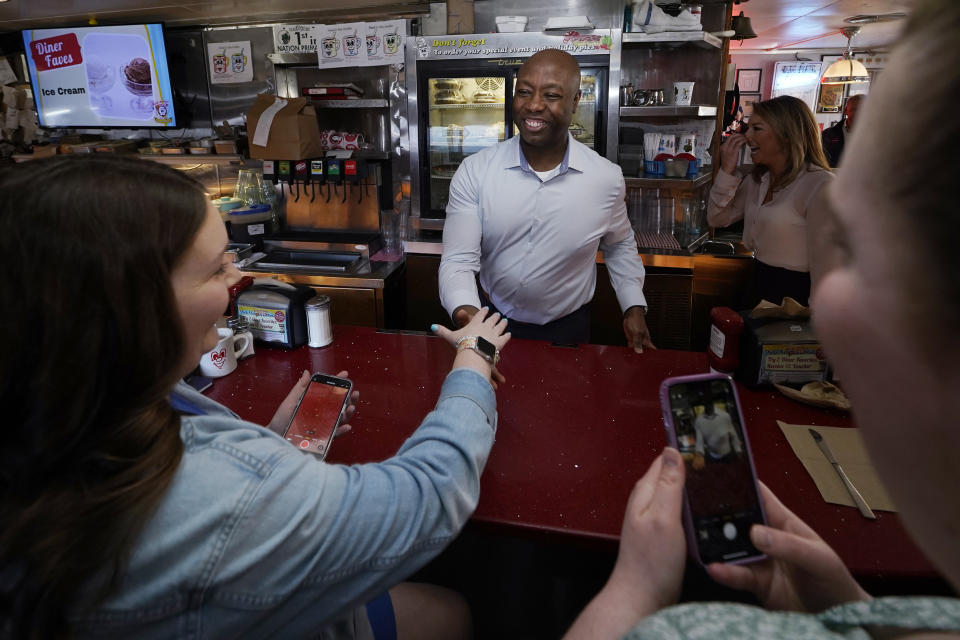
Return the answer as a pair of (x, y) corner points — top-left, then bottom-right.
(749, 297), (811, 319)
(777, 421), (896, 512)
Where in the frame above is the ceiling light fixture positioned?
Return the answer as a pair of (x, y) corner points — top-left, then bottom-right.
(845, 13), (907, 25)
(821, 26), (870, 84)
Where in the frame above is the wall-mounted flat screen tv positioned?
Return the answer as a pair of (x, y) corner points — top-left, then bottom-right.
(22, 24), (177, 128)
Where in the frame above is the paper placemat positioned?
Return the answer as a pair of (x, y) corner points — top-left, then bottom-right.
(777, 421), (896, 512)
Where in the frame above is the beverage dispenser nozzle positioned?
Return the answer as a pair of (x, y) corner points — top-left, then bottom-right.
(325, 158), (343, 204)
(293, 160), (309, 203)
(309, 159), (325, 203)
(262, 160), (277, 186)
(277, 161), (292, 201)
(344, 159), (361, 204)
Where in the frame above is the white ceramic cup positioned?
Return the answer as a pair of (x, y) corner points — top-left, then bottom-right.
(673, 81), (695, 106)
(199, 328), (251, 378)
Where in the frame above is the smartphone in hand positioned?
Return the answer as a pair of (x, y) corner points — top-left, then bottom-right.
(283, 373), (353, 460)
(659, 373), (767, 566)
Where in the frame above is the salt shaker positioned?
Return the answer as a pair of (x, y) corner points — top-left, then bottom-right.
(305, 296), (333, 348)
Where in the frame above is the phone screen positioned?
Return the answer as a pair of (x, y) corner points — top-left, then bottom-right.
(284, 374), (352, 459)
(664, 376), (765, 564)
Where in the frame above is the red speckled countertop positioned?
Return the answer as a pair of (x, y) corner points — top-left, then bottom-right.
(207, 325), (937, 581)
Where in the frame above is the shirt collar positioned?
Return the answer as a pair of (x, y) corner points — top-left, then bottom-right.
(506, 133), (583, 175)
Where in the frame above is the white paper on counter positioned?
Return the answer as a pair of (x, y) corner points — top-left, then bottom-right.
(252, 97), (285, 147)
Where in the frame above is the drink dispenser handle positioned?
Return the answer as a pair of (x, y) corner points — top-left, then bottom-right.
(293, 160), (309, 203)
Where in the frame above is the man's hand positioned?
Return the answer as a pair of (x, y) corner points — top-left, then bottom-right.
(452, 305), (479, 329)
(432, 307), (511, 388)
(706, 482), (871, 613)
(266, 369), (360, 437)
(449, 305), (505, 386)
(623, 306), (656, 354)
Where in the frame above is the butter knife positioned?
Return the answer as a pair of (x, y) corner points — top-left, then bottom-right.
(808, 428), (876, 520)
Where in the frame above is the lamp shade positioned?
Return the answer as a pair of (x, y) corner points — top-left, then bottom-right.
(821, 57), (870, 84)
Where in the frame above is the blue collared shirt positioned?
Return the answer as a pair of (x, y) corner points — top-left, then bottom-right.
(71, 368), (497, 638)
(439, 134), (647, 324)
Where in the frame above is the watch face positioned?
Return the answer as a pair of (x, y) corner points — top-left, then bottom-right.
(476, 336), (497, 361)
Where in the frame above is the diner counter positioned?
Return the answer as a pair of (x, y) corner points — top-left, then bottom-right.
(205, 325), (938, 582)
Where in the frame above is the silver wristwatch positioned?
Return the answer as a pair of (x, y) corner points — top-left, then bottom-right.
(456, 335), (500, 365)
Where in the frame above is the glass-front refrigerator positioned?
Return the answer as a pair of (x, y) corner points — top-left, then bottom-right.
(406, 31), (617, 227)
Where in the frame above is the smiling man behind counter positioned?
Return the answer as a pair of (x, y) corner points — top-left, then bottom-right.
(439, 49), (655, 352)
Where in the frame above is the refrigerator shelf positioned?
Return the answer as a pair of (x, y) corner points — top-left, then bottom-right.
(620, 105), (718, 117)
(430, 102), (506, 110)
(311, 99), (389, 108)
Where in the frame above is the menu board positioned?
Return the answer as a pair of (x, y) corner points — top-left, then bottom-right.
(21, 24), (176, 128)
(770, 61), (823, 112)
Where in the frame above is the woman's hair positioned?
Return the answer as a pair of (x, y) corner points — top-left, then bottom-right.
(0, 155), (208, 637)
(750, 95), (831, 185)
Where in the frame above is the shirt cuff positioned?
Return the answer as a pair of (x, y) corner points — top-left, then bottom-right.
(438, 368), (498, 429)
(443, 288), (483, 319)
(615, 285), (648, 314)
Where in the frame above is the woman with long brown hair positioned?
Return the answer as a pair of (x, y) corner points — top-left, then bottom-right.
(0, 155), (509, 638)
(708, 95), (832, 307)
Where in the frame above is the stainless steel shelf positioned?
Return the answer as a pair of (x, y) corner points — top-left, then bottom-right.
(311, 99), (388, 108)
(12, 153), (244, 165)
(620, 105), (717, 117)
(622, 31), (722, 49)
(430, 102), (505, 109)
(625, 173), (712, 189)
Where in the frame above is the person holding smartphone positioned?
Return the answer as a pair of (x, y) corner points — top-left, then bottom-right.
(0, 155), (510, 639)
(564, 3), (960, 636)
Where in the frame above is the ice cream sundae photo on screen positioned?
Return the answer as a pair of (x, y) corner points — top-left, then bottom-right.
(122, 57), (153, 112)
(85, 57), (116, 110)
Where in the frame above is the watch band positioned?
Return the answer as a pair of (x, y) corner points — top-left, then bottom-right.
(456, 335), (500, 365)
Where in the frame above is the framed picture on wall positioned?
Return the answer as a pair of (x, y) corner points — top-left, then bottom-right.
(741, 93), (761, 118)
(818, 83), (845, 113)
(736, 68), (762, 93)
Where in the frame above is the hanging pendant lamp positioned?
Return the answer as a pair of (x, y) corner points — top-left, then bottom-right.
(821, 27), (871, 84)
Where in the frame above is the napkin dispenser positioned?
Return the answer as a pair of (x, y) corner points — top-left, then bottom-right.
(236, 279), (314, 348)
(736, 314), (829, 387)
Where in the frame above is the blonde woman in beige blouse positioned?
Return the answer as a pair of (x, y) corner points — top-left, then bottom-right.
(708, 95), (832, 307)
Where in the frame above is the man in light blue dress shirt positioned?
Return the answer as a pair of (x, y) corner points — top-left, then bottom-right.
(439, 49), (654, 352)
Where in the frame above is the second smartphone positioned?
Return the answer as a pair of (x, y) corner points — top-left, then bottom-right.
(283, 373), (353, 460)
(659, 373), (767, 566)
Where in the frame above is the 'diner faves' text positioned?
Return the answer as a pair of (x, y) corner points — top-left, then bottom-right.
(29, 33), (83, 72)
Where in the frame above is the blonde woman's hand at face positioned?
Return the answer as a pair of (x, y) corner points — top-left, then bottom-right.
(431, 307), (511, 387)
(720, 133), (748, 175)
(706, 482), (871, 613)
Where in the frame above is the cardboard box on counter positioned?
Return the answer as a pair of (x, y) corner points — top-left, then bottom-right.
(447, 0), (475, 35)
(246, 93), (324, 160)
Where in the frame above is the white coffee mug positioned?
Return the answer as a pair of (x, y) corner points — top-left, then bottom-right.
(199, 328), (251, 378)
(673, 81), (695, 106)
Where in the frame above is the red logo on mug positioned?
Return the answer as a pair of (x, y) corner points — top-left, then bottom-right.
(30, 33), (83, 72)
(210, 348), (226, 369)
